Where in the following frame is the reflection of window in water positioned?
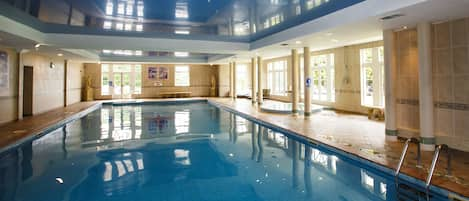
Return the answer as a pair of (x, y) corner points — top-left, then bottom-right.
(175, 111), (190, 134)
(311, 149), (328, 168)
(101, 108), (110, 139)
(236, 117), (248, 133)
(174, 149), (191, 166)
(380, 182), (387, 199)
(361, 169), (374, 192)
(99, 107), (142, 141)
(267, 130), (288, 149)
(102, 153), (145, 182)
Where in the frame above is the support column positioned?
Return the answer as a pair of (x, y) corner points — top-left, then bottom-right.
(64, 60), (68, 107)
(383, 29), (398, 141)
(229, 62), (234, 98)
(291, 49), (299, 114)
(233, 61), (237, 99)
(303, 47), (312, 116)
(257, 56), (263, 104)
(417, 22), (435, 151)
(251, 57), (257, 104)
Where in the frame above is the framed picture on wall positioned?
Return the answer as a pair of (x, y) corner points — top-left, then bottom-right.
(157, 67), (168, 80)
(148, 67), (157, 79)
(0, 51), (8, 91)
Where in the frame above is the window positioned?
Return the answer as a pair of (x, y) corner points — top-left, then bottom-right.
(311, 54), (335, 102)
(267, 60), (288, 96)
(101, 64), (111, 95)
(103, 21), (112, 29)
(101, 64), (142, 96)
(105, 1), (113, 15)
(360, 46), (384, 107)
(236, 64), (249, 96)
(175, 66), (190, 86)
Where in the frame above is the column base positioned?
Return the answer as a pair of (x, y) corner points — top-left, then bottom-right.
(252, 101), (257, 104)
(420, 137), (436, 151)
(304, 112), (311, 117)
(385, 129), (398, 141)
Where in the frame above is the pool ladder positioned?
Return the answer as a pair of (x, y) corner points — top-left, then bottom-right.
(394, 138), (452, 201)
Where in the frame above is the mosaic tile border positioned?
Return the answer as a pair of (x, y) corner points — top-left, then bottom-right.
(396, 99), (469, 111)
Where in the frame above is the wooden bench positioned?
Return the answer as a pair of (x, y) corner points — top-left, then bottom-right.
(159, 92), (192, 98)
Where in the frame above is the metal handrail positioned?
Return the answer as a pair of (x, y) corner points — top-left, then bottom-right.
(395, 137), (421, 199)
(426, 144), (451, 201)
(395, 137), (421, 177)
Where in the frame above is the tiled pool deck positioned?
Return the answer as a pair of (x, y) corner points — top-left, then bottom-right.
(0, 98), (468, 198)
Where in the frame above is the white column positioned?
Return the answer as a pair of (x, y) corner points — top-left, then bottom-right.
(233, 61), (237, 99)
(251, 57), (257, 104)
(229, 62), (234, 98)
(291, 49), (299, 114)
(257, 56), (263, 104)
(303, 47), (312, 116)
(383, 29), (398, 141)
(417, 22), (435, 151)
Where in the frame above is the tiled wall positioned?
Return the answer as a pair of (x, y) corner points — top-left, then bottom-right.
(395, 28), (420, 134)
(0, 46), (18, 124)
(431, 18), (469, 148)
(85, 63), (220, 99)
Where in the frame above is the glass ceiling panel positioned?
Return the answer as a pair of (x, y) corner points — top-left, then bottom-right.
(1, 0), (364, 41)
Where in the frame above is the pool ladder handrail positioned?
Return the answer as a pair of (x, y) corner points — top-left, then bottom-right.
(395, 137), (421, 178)
(394, 137), (421, 200)
(425, 144), (451, 201)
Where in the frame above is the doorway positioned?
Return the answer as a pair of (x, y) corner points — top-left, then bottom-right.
(112, 72), (132, 99)
(23, 66), (33, 116)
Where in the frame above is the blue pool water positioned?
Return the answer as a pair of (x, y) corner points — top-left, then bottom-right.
(0, 102), (449, 201)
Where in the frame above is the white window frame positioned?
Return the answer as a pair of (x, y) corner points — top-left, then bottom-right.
(267, 60), (288, 96)
(101, 64), (142, 96)
(310, 53), (335, 102)
(175, 66), (190, 87)
(360, 46), (384, 108)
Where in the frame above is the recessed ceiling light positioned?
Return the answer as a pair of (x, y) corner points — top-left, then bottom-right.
(402, 26), (408, 29)
(174, 51), (189, 57)
(295, 41), (302, 44)
(175, 30), (190, 35)
(57, 53), (63, 57)
(35, 44), (41, 48)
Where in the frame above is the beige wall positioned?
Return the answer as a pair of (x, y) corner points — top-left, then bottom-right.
(218, 64), (230, 97)
(22, 53), (65, 114)
(85, 63), (220, 99)
(0, 46), (18, 124)
(262, 41), (383, 114)
(66, 61), (84, 105)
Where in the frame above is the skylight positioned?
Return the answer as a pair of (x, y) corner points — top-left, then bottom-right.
(175, 2), (189, 19)
(175, 30), (190, 35)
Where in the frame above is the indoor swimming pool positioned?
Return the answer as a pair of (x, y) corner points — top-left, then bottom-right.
(0, 101), (450, 201)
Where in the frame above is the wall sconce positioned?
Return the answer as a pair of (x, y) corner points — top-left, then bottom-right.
(50, 62), (56, 69)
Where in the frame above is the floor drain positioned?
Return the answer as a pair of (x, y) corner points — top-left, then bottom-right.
(13, 130), (28, 134)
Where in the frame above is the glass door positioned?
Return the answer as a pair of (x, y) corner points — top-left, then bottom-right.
(113, 72), (132, 99)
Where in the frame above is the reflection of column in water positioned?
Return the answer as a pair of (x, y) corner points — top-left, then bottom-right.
(257, 126), (264, 162)
(251, 122), (258, 160)
(291, 140), (300, 189)
(229, 113), (233, 142)
(21, 142), (33, 181)
(62, 125), (68, 159)
(131, 107), (136, 139)
(304, 146), (313, 198)
(233, 116), (238, 144)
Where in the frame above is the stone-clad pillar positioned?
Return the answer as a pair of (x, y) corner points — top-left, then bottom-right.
(383, 29), (398, 141)
(417, 22), (435, 151)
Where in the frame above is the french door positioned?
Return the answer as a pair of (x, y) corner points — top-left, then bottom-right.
(113, 72), (132, 99)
